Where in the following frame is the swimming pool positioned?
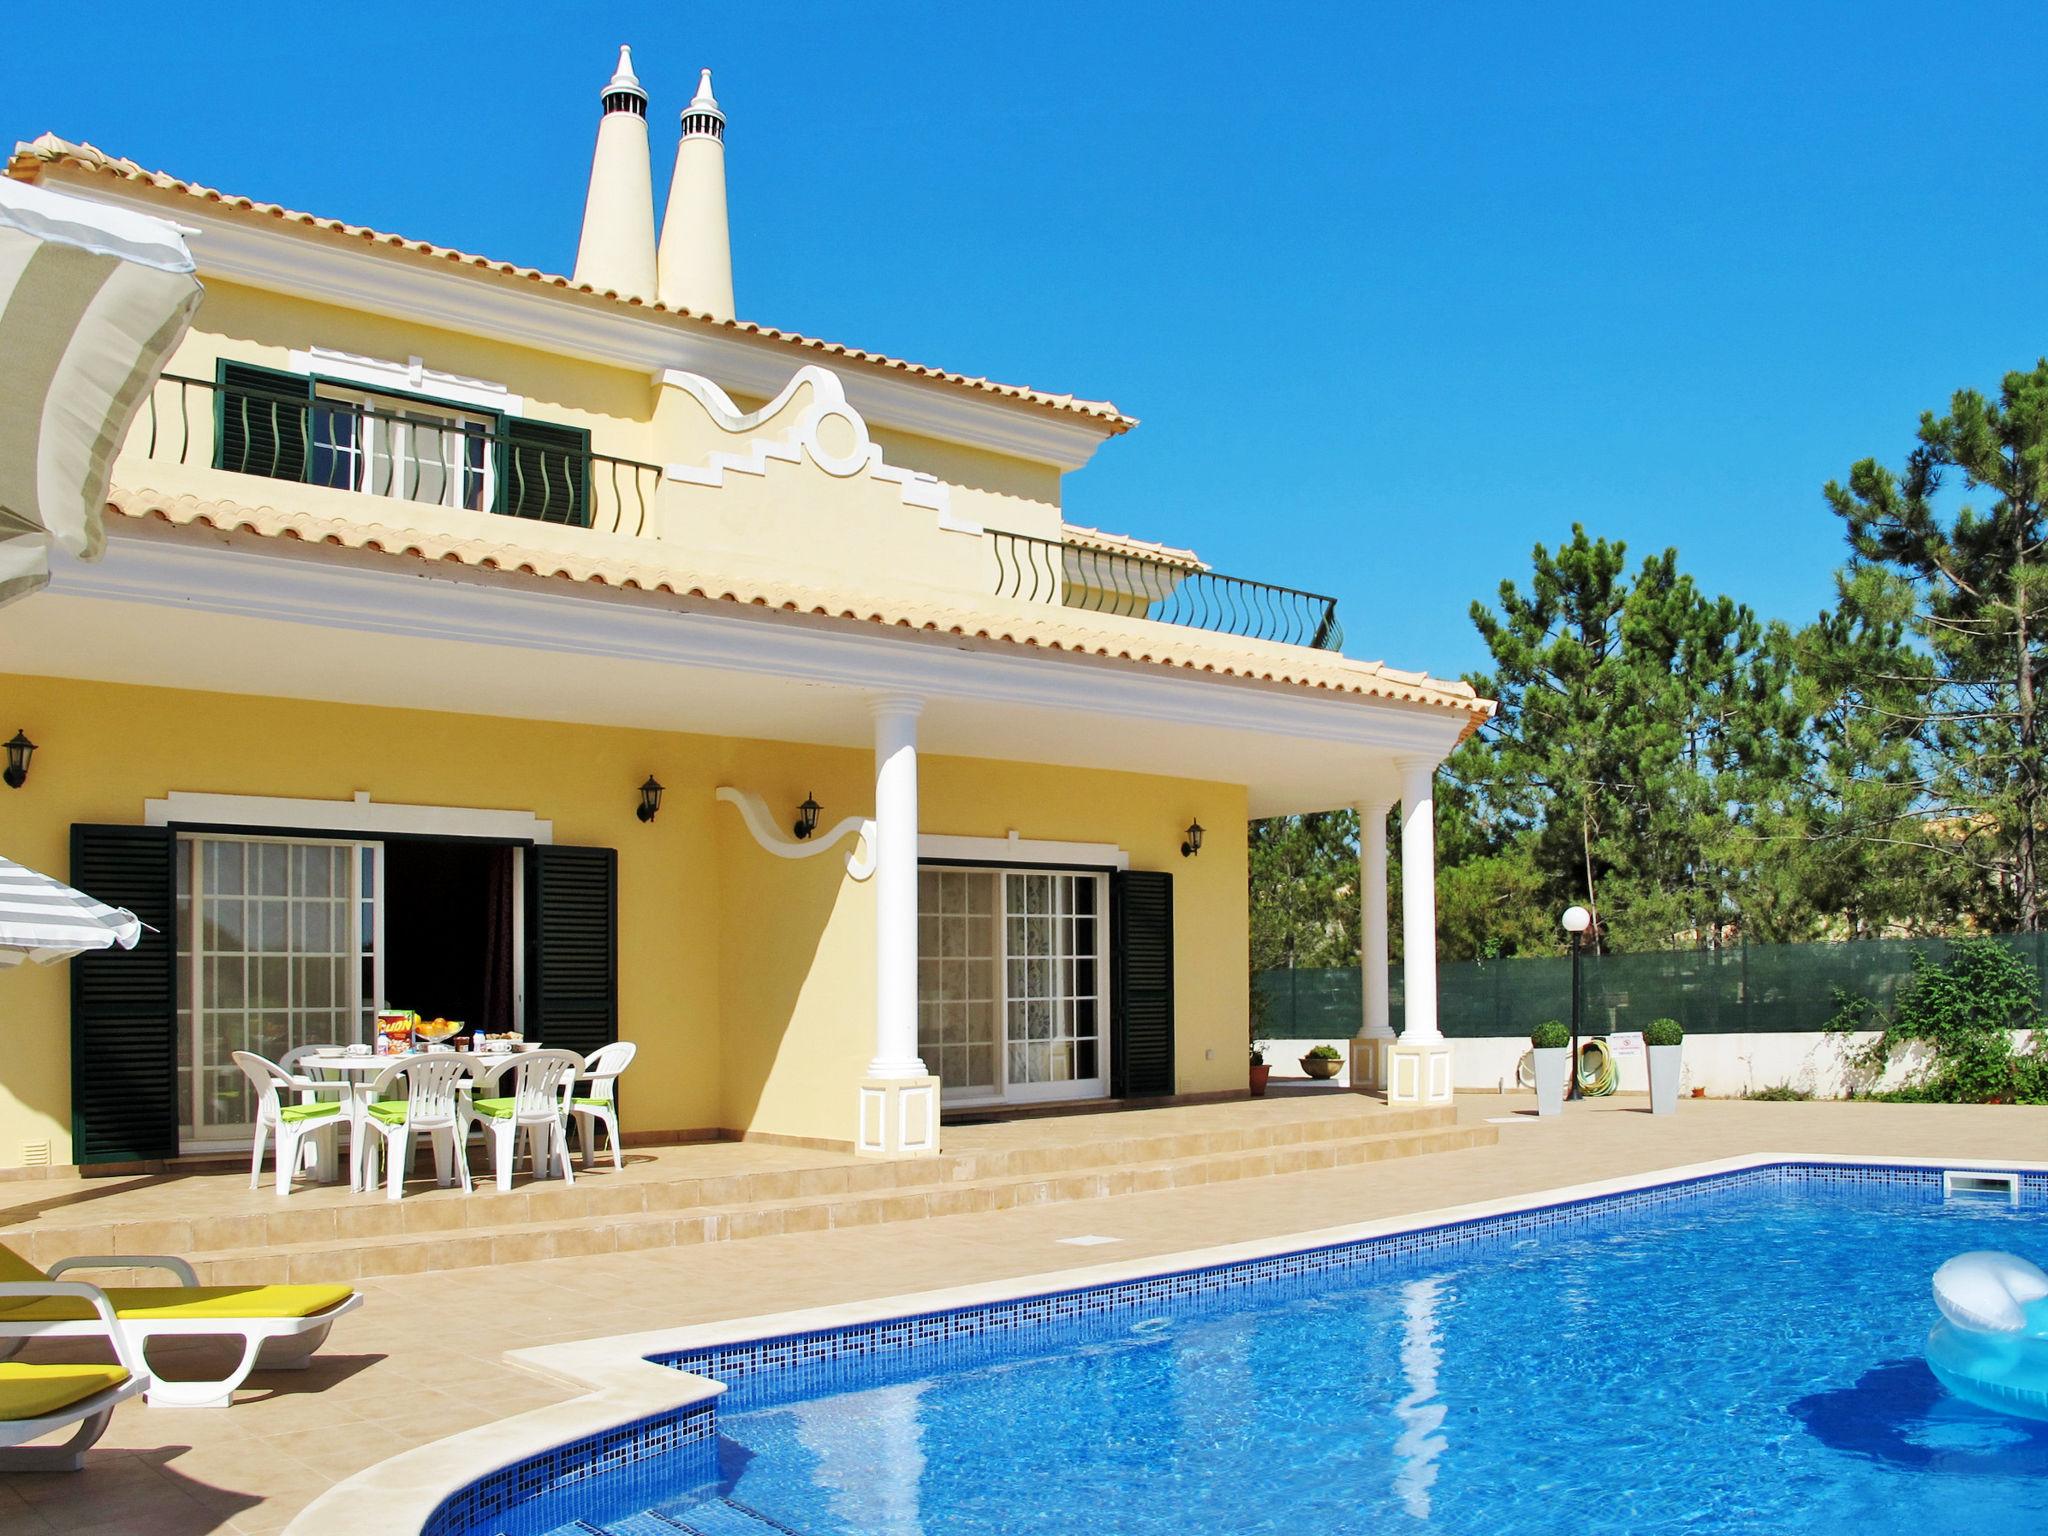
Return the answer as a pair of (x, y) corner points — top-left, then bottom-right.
(436, 1163), (2048, 1536)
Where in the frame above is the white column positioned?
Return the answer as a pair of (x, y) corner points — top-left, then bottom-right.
(1385, 755), (1453, 1106)
(1358, 797), (1394, 1041)
(1396, 756), (1441, 1043)
(869, 695), (927, 1079)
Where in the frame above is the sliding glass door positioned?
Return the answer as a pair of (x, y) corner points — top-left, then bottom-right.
(917, 866), (1108, 1105)
(174, 835), (381, 1149)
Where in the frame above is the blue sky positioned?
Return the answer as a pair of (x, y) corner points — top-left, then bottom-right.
(8, 3), (2046, 678)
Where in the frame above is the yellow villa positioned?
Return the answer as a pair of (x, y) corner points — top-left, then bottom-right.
(0, 49), (1491, 1174)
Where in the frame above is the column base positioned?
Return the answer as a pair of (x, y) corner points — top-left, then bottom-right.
(856, 1076), (942, 1157)
(1386, 1040), (1455, 1107)
(1348, 1035), (1396, 1094)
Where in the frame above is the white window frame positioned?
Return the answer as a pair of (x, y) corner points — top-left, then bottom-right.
(306, 383), (496, 513)
(177, 832), (383, 1152)
(156, 793), (546, 1153)
(917, 861), (1113, 1107)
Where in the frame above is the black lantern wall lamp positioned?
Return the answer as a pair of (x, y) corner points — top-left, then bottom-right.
(1181, 818), (1204, 858)
(636, 776), (664, 823)
(793, 793), (822, 840)
(3, 731), (34, 790)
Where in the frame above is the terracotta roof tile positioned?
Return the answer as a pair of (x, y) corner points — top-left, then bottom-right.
(1059, 524), (1207, 570)
(8, 136), (1136, 433)
(102, 486), (1492, 730)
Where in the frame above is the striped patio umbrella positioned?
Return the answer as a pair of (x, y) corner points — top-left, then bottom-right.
(0, 853), (143, 966)
(0, 174), (202, 608)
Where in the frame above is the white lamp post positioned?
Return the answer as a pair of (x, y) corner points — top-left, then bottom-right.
(1561, 905), (1591, 1101)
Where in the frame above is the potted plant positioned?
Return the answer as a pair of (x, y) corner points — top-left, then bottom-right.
(1644, 1017), (1684, 1113)
(1249, 983), (1272, 1097)
(1299, 1043), (1343, 1080)
(1530, 1019), (1570, 1116)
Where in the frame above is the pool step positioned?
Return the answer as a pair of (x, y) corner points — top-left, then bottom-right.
(553, 1501), (800, 1536)
(71, 1117), (1495, 1284)
(0, 1104), (1497, 1285)
(639, 1498), (804, 1535)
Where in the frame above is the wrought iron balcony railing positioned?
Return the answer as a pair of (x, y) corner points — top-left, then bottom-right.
(990, 531), (1343, 651)
(132, 373), (661, 536)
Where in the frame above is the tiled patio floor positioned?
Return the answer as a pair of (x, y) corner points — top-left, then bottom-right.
(0, 1090), (1399, 1235)
(1, 1093), (2040, 1534)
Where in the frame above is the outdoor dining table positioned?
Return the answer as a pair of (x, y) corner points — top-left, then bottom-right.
(298, 1050), (560, 1188)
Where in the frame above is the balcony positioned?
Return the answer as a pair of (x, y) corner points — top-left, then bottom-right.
(130, 373), (662, 537)
(990, 531), (1344, 651)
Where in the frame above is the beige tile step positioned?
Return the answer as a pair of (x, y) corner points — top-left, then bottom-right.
(109, 1119), (1496, 1284)
(0, 1104), (1460, 1270)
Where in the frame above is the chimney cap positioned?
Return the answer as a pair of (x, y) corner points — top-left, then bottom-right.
(601, 45), (648, 108)
(683, 67), (725, 127)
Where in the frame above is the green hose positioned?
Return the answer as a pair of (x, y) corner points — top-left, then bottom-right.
(1577, 1037), (1618, 1096)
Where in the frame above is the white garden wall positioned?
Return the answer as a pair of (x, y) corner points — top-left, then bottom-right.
(1256, 1031), (2033, 1098)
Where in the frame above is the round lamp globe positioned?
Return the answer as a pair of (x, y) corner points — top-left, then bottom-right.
(1562, 905), (1592, 935)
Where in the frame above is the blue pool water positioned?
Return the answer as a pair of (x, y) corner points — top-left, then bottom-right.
(495, 1170), (2048, 1536)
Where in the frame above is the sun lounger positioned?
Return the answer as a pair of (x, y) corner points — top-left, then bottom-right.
(0, 1244), (359, 1408)
(0, 1280), (148, 1469)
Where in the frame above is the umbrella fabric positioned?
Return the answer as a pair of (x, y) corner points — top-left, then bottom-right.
(0, 853), (143, 966)
(0, 175), (202, 609)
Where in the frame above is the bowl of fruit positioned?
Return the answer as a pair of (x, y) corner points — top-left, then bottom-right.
(413, 1016), (463, 1046)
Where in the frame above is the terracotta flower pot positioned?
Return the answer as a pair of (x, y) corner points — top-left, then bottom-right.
(1250, 1063), (1271, 1097)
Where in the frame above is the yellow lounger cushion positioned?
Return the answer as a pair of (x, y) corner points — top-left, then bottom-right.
(0, 1246), (44, 1285)
(0, 1283), (355, 1323)
(0, 1363), (129, 1421)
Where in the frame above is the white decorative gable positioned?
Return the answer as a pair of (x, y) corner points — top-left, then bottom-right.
(658, 365), (980, 534)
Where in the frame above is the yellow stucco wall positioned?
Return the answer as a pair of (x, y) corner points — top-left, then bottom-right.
(134, 280), (1068, 576)
(0, 673), (1247, 1167)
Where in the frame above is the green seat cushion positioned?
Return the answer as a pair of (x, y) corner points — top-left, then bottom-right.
(572, 1097), (611, 1110)
(0, 1362), (129, 1420)
(365, 1099), (410, 1125)
(0, 1282), (355, 1323)
(279, 1101), (341, 1124)
(468, 1097), (517, 1119)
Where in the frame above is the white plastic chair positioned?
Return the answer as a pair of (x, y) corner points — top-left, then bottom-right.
(0, 1278), (149, 1469)
(232, 1051), (350, 1197)
(567, 1041), (636, 1171)
(355, 1053), (479, 1200)
(277, 1043), (344, 1080)
(464, 1050), (579, 1191)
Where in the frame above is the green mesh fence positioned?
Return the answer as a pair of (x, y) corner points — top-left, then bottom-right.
(1254, 934), (2048, 1038)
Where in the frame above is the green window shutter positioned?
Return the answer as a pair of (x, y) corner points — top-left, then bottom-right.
(214, 361), (312, 483)
(1110, 870), (1176, 1098)
(524, 845), (617, 1059)
(497, 419), (591, 527)
(69, 825), (178, 1165)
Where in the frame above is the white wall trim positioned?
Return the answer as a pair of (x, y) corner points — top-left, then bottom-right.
(53, 181), (1117, 471)
(919, 831), (1129, 871)
(287, 347), (524, 414)
(714, 787), (875, 880)
(144, 789), (554, 843)
(657, 365), (978, 535)
(66, 531), (1473, 765)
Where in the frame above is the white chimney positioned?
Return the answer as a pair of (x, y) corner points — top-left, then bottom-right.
(572, 46), (657, 301)
(656, 68), (734, 319)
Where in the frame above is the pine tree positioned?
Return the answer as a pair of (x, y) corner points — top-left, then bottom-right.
(1825, 361), (2048, 930)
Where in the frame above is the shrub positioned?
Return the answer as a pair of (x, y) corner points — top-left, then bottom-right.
(1642, 1017), (1684, 1047)
(1827, 938), (2048, 1104)
(1744, 1083), (1812, 1102)
(1530, 1019), (1570, 1050)
(1304, 1044), (1343, 1061)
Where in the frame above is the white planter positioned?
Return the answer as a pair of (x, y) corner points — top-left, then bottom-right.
(1647, 1044), (1682, 1114)
(1532, 1047), (1568, 1116)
